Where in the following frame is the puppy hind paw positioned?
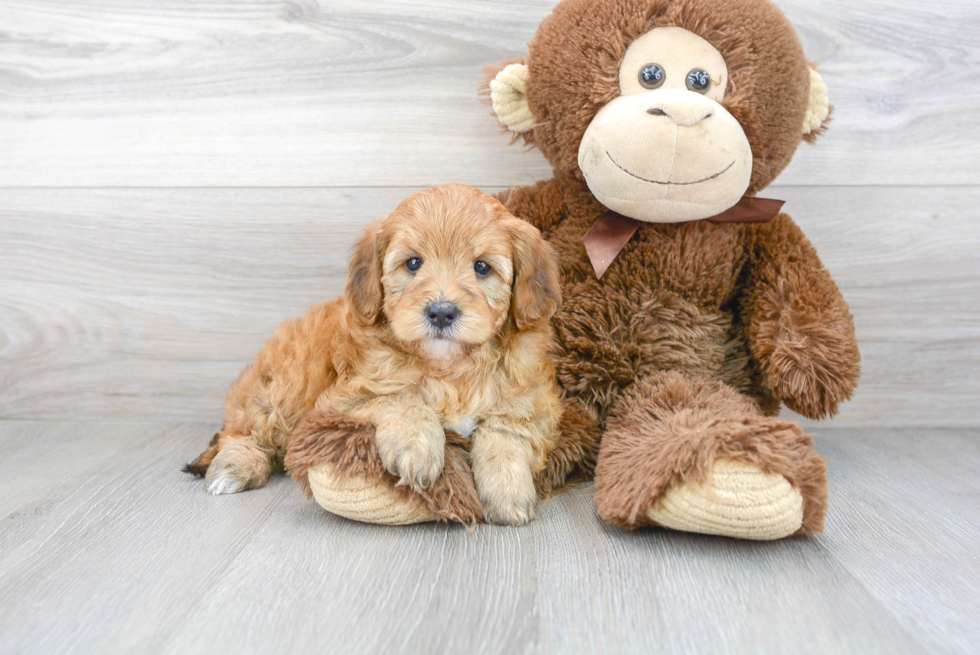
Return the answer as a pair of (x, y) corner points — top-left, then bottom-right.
(206, 473), (246, 495)
(202, 442), (271, 495)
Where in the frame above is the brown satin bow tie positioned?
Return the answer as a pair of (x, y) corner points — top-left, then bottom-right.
(582, 196), (786, 279)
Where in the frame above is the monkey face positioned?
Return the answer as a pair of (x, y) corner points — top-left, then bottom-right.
(487, 0), (831, 212)
(577, 27), (753, 223)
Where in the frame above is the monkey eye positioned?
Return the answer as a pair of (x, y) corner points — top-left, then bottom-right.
(406, 257), (423, 273)
(686, 68), (711, 93)
(638, 63), (666, 89)
(473, 260), (492, 278)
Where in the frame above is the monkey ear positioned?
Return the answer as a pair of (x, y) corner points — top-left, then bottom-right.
(488, 62), (536, 134)
(803, 66), (832, 141)
(345, 220), (386, 324)
(508, 217), (561, 331)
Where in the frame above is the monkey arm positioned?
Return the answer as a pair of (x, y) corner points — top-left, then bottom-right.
(494, 179), (566, 235)
(740, 214), (861, 420)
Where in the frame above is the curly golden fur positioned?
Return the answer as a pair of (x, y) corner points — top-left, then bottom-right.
(185, 184), (564, 525)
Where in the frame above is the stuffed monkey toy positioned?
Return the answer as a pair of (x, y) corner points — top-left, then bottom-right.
(295, 0), (859, 539)
(483, 0), (860, 538)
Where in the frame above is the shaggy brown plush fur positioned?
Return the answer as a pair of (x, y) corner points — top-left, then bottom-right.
(485, 0), (859, 536)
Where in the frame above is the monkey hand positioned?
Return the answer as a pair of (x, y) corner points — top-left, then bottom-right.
(751, 278), (861, 420)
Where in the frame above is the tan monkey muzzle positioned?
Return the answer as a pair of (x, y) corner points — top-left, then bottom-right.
(578, 89), (753, 223)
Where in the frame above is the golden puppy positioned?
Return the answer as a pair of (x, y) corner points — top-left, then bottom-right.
(185, 184), (563, 525)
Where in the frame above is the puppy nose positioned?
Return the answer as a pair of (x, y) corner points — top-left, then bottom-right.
(426, 301), (459, 329)
(646, 103), (713, 126)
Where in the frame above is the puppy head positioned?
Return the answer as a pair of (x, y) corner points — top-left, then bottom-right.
(346, 184), (561, 362)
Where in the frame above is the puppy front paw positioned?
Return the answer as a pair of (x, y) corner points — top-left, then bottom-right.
(477, 475), (537, 526)
(376, 422), (445, 490)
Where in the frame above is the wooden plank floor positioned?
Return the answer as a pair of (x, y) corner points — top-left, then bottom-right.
(0, 422), (977, 654)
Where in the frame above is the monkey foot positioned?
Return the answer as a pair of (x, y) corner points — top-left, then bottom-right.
(647, 459), (803, 540)
(307, 463), (437, 525)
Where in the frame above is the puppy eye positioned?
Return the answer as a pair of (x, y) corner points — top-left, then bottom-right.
(473, 260), (492, 278)
(405, 257), (423, 273)
(686, 68), (711, 93)
(639, 63), (665, 90)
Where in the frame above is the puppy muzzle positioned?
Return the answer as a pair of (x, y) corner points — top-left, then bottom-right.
(425, 301), (459, 333)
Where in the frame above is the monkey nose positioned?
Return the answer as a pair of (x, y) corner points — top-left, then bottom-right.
(426, 301), (459, 329)
(646, 104), (713, 126)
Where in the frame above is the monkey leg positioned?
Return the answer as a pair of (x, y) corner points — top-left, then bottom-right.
(593, 372), (827, 539)
(285, 408), (484, 525)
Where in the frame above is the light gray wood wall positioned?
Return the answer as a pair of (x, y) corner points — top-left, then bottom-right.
(1, 0), (978, 426)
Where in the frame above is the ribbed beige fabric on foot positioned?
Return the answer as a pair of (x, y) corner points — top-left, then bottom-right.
(647, 458), (804, 540)
(307, 464), (437, 525)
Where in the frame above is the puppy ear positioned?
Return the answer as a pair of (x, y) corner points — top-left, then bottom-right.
(508, 216), (561, 331)
(345, 220), (386, 324)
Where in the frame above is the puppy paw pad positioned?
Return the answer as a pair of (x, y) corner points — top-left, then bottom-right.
(380, 440), (444, 491)
(481, 491), (537, 526)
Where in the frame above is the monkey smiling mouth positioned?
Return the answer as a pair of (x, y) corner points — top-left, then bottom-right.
(606, 151), (735, 186)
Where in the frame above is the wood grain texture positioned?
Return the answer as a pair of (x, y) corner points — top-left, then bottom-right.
(0, 422), (977, 654)
(1, 186), (977, 426)
(0, 0), (977, 187)
(818, 429), (980, 654)
(0, 422), (297, 654)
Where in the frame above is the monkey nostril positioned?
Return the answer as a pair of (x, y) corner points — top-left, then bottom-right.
(647, 106), (713, 125)
(426, 301), (458, 329)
